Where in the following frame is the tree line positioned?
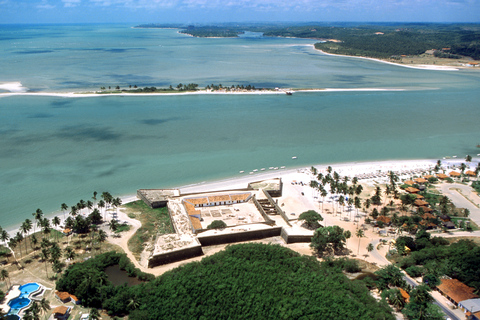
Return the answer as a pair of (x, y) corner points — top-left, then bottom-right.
(55, 243), (394, 319)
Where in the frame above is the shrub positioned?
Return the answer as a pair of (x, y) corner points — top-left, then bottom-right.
(298, 210), (323, 229)
(405, 265), (423, 278)
(207, 220), (227, 229)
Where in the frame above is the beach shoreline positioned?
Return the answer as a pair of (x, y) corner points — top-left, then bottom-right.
(3, 157), (477, 239)
(0, 85), (410, 98)
(314, 47), (469, 71)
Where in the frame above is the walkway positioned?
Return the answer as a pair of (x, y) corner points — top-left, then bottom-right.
(436, 183), (480, 226)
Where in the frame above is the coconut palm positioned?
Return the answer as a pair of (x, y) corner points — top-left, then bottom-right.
(39, 297), (50, 320)
(1, 229), (9, 247)
(52, 216), (61, 242)
(61, 203), (68, 221)
(97, 230), (107, 253)
(101, 191), (113, 210)
(388, 289), (405, 311)
(70, 205), (78, 217)
(40, 248), (49, 278)
(87, 200), (93, 213)
(112, 197), (122, 217)
(344, 230), (352, 248)
(64, 247), (75, 263)
(108, 219), (119, 233)
(320, 187), (327, 213)
(15, 232), (24, 258)
(367, 243), (374, 256)
(32, 208), (43, 235)
(30, 234), (38, 251)
(1, 269), (10, 288)
(20, 220), (31, 254)
(41, 218), (51, 240)
(8, 238), (17, 264)
(356, 229), (364, 255)
(92, 191), (98, 207)
(97, 200), (106, 221)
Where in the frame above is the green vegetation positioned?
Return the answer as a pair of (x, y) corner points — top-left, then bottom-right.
(310, 225), (348, 257)
(267, 24), (480, 60)
(137, 22), (480, 60)
(472, 181), (480, 193)
(298, 210), (323, 229)
(124, 201), (173, 260)
(56, 244), (393, 319)
(206, 220), (227, 229)
(56, 251), (154, 308)
(393, 232), (480, 291)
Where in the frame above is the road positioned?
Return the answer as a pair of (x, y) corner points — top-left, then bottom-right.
(370, 239), (460, 320)
(437, 183), (480, 226)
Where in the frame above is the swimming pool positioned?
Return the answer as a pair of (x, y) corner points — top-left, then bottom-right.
(5, 282), (42, 317)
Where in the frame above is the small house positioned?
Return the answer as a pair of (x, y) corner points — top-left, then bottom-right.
(437, 279), (478, 307)
(53, 306), (71, 320)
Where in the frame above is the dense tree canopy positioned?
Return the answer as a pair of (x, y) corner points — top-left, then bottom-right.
(57, 244), (393, 319)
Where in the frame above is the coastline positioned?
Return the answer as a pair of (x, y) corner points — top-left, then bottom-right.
(314, 47), (464, 71)
(0, 85), (409, 98)
(3, 157), (477, 239)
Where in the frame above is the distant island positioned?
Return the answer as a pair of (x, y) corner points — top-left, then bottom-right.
(136, 22), (480, 66)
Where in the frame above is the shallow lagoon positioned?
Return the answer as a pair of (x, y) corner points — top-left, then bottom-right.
(1, 25), (480, 228)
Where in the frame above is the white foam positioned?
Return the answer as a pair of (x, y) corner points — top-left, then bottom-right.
(0, 82), (28, 93)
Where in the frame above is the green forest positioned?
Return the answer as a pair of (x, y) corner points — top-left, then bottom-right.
(56, 244), (394, 319)
(393, 231), (480, 291)
(137, 23), (480, 60)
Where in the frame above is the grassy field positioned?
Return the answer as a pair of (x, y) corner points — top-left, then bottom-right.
(124, 201), (174, 260)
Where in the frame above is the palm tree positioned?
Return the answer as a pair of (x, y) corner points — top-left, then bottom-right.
(40, 248), (50, 278)
(92, 191), (98, 207)
(70, 205), (78, 217)
(320, 188), (327, 213)
(112, 197), (122, 217)
(356, 229), (364, 255)
(367, 243), (374, 257)
(41, 218), (51, 240)
(101, 192), (113, 210)
(344, 230), (352, 248)
(0, 269), (10, 288)
(52, 216), (61, 242)
(20, 220), (31, 255)
(97, 230), (107, 253)
(97, 200), (106, 221)
(108, 219), (119, 233)
(32, 209), (43, 235)
(30, 234), (38, 251)
(128, 296), (140, 310)
(61, 203), (68, 221)
(15, 232), (24, 258)
(64, 247), (75, 264)
(39, 297), (50, 320)
(8, 238), (17, 264)
(1, 229), (9, 247)
(388, 289), (405, 311)
(87, 200), (93, 214)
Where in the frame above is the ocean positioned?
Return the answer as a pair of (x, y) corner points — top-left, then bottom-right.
(1, 24), (480, 229)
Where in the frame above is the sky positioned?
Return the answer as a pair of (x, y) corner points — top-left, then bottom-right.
(0, 0), (479, 24)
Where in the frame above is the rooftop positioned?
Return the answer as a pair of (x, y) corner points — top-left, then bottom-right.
(437, 279), (478, 304)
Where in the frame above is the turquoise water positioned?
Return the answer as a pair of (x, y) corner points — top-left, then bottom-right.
(1, 24), (480, 229)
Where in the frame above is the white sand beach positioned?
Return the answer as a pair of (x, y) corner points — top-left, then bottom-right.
(315, 48), (462, 71)
(0, 85), (409, 98)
